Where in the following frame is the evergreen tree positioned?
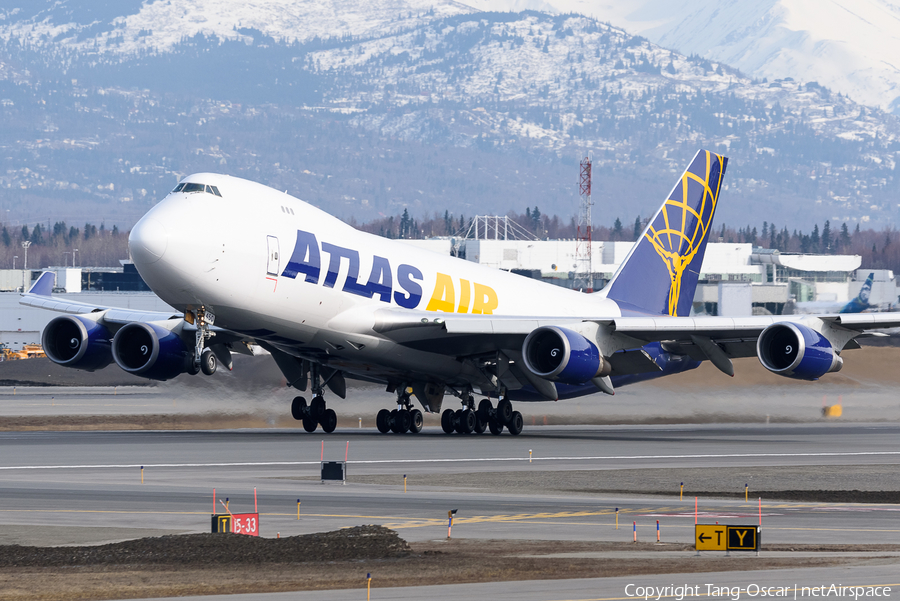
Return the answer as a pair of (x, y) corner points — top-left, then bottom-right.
(531, 206), (542, 234)
(840, 223), (851, 249)
(822, 220), (831, 252)
(612, 217), (623, 240)
(810, 224), (820, 253)
(30, 223), (43, 244)
(633, 216), (642, 241)
(1, 227), (10, 247)
(399, 209), (410, 238)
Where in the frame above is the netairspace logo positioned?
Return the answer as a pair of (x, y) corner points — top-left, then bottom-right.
(624, 584), (892, 600)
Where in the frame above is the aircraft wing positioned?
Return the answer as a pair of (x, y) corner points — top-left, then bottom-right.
(19, 272), (253, 349)
(20, 271), (187, 326)
(373, 308), (900, 361)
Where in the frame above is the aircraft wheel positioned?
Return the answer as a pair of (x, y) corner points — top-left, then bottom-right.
(321, 408), (337, 433)
(477, 399), (492, 423)
(409, 409), (424, 433)
(398, 409), (412, 433)
(291, 396), (307, 421)
(453, 409), (465, 433)
(376, 409), (392, 433)
(200, 349), (217, 376)
(302, 414), (318, 432)
(458, 409), (476, 434)
(473, 413), (487, 434)
(507, 411), (524, 436)
(187, 361), (200, 376)
(441, 409), (455, 434)
(389, 409), (399, 432)
(488, 418), (503, 435)
(497, 398), (513, 423)
(310, 396), (326, 418)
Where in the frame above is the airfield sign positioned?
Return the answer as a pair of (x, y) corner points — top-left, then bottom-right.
(695, 525), (758, 551)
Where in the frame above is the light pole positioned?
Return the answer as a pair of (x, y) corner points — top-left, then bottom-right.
(21, 240), (31, 270)
(13, 255), (17, 270)
(21, 240), (31, 292)
(73, 248), (78, 267)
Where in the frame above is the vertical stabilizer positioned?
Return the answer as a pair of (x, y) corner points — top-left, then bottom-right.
(604, 149), (728, 316)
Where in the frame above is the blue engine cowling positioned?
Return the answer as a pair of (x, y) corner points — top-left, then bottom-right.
(757, 322), (843, 380)
(111, 322), (190, 381)
(41, 315), (113, 371)
(522, 326), (609, 384)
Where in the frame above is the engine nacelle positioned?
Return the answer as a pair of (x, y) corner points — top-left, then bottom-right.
(757, 322), (843, 380)
(522, 326), (610, 384)
(112, 322), (191, 381)
(42, 315), (113, 371)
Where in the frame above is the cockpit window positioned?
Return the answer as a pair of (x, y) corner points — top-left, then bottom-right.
(172, 182), (223, 196)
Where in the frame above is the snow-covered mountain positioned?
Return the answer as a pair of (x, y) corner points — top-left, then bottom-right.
(0, 0), (472, 56)
(7, 0), (900, 112)
(468, 0), (900, 114)
(1, 2), (900, 229)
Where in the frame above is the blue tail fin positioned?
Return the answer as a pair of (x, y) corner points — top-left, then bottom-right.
(26, 271), (55, 296)
(604, 149), (728, 316)
(840, 272), (874, 313)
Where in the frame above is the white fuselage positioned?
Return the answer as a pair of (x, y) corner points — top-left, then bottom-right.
(129, 174), (621, 389)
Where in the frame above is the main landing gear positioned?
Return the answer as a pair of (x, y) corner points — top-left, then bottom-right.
(441, 396), (523, 436)
(375, 388), (424, 435)
(290, 366), (337, 433)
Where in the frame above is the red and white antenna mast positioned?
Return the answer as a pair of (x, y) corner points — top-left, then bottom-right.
(574, 155), (593, 292)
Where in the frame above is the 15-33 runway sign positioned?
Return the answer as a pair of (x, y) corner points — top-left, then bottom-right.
(695, 525), (759, 551)
(211, 513), (259, 537)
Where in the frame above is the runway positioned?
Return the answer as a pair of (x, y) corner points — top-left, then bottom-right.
(128, 564), (900, 601)
(0, 424), (898, 548)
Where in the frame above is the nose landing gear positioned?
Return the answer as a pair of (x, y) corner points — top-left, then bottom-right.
(187, 307), (217, 376)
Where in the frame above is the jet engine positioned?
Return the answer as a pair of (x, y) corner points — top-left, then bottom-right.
(41, 315), (113, 371)
(111, 322), (191, 381)
(522, 326), (610, 384)
(756, 322), (843, 380)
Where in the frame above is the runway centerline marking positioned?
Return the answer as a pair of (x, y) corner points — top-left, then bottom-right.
(1, 450), (899, 471)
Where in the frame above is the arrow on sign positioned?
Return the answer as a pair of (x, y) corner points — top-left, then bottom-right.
(698, 533), (711, 543)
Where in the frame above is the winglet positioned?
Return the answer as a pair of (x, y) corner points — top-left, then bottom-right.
(26, 272), (56, 296)
(604, 149), (728, 316)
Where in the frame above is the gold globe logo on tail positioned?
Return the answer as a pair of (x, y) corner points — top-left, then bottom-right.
(643, 151), (726, 316)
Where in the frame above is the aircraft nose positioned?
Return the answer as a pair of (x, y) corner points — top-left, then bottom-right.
(129, 217), (168, 265)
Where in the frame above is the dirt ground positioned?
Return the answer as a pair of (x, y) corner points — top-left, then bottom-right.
(0, 528), (895, 601)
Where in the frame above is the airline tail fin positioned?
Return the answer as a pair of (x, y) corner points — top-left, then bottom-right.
(840, 272), (874, 313)
(604, 149), (728, 316)
(26, 271), (55, 296)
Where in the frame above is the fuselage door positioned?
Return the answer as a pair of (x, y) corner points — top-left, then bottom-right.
(266, 235), (279, 276)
